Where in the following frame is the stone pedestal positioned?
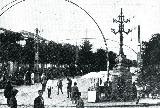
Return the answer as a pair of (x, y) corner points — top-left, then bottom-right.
(111, 54), (132, 101)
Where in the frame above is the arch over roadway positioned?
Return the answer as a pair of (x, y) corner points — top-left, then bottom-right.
(1, 0), (137, 55)
(1, 0), (108, 48)
(65, 0), (108, 51)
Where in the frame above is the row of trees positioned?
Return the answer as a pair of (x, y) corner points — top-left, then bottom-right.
(0, 28), (118, 78)
(137, 33), (160, 92)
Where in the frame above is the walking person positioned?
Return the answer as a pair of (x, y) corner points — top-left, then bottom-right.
(67, 77), (72, 98)
(46, 78), (53, 98)
(4, 80), (13, 107)
(71, 82), (79, 104)
(76, 92), (84, 108)
(41, 73), (47, 91)
(34, 90), (45, 108)
(10, 89), (18, 108)
(57, 79), (63, 95)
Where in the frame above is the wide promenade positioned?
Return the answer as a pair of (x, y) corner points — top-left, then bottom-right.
(0, 76), (160, 108)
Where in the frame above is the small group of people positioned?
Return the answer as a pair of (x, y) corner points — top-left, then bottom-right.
(4, 80), (44, 108)
(34, 87), (84, 108)
(39, 73), (84, 108)
(3, 72), (84, 108)
(67, 77), (84, 108)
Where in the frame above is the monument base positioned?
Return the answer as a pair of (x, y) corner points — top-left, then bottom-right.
(111, 54), (132, 101)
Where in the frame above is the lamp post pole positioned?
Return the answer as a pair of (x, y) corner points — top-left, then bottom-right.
(111, 8), (132, 55)
(34, 28), (40, 82)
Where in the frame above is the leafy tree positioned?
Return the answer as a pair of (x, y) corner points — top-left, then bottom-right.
(39, 40), (48, 66)
(138, 33), (160, 89)
(94, 48), (107, 71)
(61, 43), (76, 65)
(0, 30), (23, 62)
(78, 40), (93, 74)
(47, 41), (58, 66)
(108, 51), (117, 70)
(21, 37), (35, 70)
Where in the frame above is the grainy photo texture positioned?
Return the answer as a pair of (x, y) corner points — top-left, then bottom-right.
(0, 0), (160, 107)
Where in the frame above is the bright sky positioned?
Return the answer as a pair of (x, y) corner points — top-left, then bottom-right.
(0, 0), (160, 60)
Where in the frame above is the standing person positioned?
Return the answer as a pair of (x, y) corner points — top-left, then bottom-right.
(41, 73), (47, 91)
(132, 82), (137, 100)
(57, 79), (63, 95)
(4, 80), (13, 106)
(46, 78), (53, 98)
(34, 90), (45, 108)
(67, 78), (72, 98)
(25, 71), (31, 85)
(10, 89), (18, 108)
(76, 92), (84, 108)
(71, 82), (79, 104)
(31, 72), (35, 85)
(23, 72), (26, 85)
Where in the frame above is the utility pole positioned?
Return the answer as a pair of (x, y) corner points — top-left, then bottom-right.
(137, 25), (142, 71)
(111, 8), (132, 55)
(34, 28), (40, 82)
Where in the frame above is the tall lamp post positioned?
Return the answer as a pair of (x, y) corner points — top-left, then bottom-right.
(111, 8), (132, 55)
(111, 8), (133, 101)
(34, 28), (40, 82)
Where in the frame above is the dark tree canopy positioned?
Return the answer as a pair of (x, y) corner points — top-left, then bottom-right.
(138, 33), (160, 89)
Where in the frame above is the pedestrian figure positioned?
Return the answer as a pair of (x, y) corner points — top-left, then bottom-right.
(67, 77), (72, 98)
(57, 79), (63, 95)
(25, 71), (31, 85)
(76, 92), (84, 108)
(41, 73), (47, 91)
(46, 78), (53, 98)
(71, 82), (79, 104)
(31, 72), (34, 85)
(34, 90), (45, 108)
(10, 89), (18, 108)
(4, 80), (13, 106)
(132, 82), (137, 100)
(136, 96), (140, 104)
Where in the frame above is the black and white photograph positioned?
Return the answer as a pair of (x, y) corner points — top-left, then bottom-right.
(0, 0), (160, 107)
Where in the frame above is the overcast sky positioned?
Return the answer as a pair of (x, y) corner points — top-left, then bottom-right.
(1, 0), (160, 60)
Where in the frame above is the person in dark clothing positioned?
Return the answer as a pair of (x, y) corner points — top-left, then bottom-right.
(76, 92), (84, 108)
(132, 82), (137, 100)
(41, 73), (47, 91)
(10, 89), (18, 108)
(46, 79), (52, 98)
(67, 78), (72, 98)
(25, 71), (31, 85)
(57, 79), (63, 95)
(71, 82), (79, 104)
(4, 80), (13, 106)
(34, 90), (44, 108)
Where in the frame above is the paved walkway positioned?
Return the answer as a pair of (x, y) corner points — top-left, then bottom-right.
(0, 77), (160, 108)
